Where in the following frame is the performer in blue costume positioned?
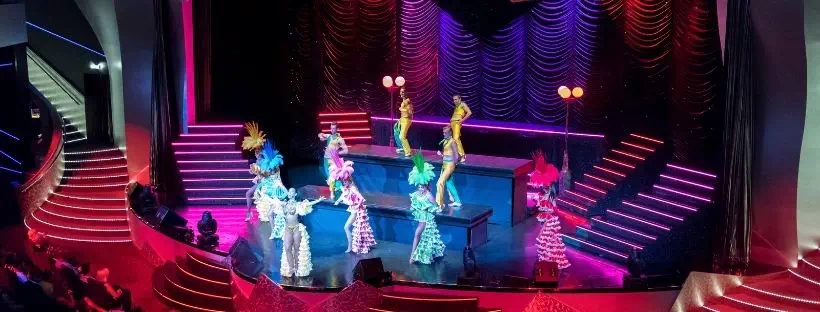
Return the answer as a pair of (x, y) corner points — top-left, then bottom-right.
(318, 122), (348, 199)
(407, 151), (445, 264)
(252, 142), (289, 240)
(242, 121), (266, 222)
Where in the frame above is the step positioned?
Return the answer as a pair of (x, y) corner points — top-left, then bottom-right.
(651, 185), (714, 206)
(182, 178), (255, 189)
(628, 133), (665, 146)
(788, 267), (820, 290)
(56, 183), (128, 193)
(177, 133), (241, 143)
(591, 165), (627, 181)
(174, 150), (246, 161)
(581, 173), (618, 190)
(634, 193), (700, 215)
(719, 292), (814, 312)
(176, 160), (249, 170)
(162, 262), (233, 310)
(699, 303), (746, 312)
(25, 216), (131, 243)
(61, 174), (129, 185)
(601, 157), (636, 171)
(561, 234), (628, 264)
(174, 261), (232, 294)
(657, 173), (715, 198)
(64, 148), (124, 160)
(572, 182), (607, 200)
(619, 141), (657, 156)
(179, 169), (255, 179)
(576, 225), (643, 254)
(186, 124), (243, 135)
(590, 216), (658, 245)
(737, 280), (820, 309)
(555, 197), (590, 216)
(184, 188), (248, 198)
(42, 199), (127, 218)
(184, 197), (247, 206)
(33, 206), (128, 227)
(29, 210), (130, 238)
(48, 191), (126, 206)
(153, 269), (233, 312)
(64, 156), (127, 169)
(562, 189), (598, 206)
(619, 200), (686, 225)
(605, 209), (672, 234)
(664, 163), (717, 186)
(609, 149), (646, 163)
(172, 142), (239, 152)
(63, 164), (129, 175)
(185, 253), (231, 281)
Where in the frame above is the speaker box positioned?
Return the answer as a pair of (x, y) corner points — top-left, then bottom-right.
(229, 238), (263, 278)
(532, 261), (559, 287)
(353, 258), (391, 287)
(150, 206), (187, 228)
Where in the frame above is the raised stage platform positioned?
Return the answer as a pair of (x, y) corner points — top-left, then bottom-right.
(299, 185), (491, 249)
(344, 144), (531, 226)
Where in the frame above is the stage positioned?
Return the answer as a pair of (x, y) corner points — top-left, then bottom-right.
(177, 205), (627, 291)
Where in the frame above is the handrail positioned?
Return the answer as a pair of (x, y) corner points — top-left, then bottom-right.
(26, 48), (84, 107)
(17, 84), (65, 218)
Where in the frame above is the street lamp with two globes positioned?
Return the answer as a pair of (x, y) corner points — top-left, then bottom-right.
(383, 75), (406, 147)
(557, 85), (583, 192)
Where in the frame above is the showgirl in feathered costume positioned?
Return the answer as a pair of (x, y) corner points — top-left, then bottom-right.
(407, 151), (445, 264)
(329, 150), (377, 254)
(393, 87), (413, 157)
(252, 142), (289, 241)
(318, 122), (349, 200)
(529, 149), (559, 189)
(242, 121), (267, 221)
(259, 188), (324, 277)
(535, 186), (570, 269)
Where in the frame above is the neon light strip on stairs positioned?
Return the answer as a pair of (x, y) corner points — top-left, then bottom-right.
(561, 234), (628, 259)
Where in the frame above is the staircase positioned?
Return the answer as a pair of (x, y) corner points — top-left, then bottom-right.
(153, 252), (235, 312)
(555, 133), (664, 217)
(25, 48), (130, 244)
(698, 253), (820, 312)
(562, 163), (716, 264)
(174, 124), (252, 205)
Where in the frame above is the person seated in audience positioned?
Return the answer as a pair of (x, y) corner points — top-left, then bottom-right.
(84, 268), (131, 312)
(35, 270), (54, 297)
(78, 263), (94, 284)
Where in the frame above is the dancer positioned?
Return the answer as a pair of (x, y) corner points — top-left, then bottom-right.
(318, 122), (349, 199)
(407, 152), (445, 264)
(450, 95), (472, 163)
(252, 142), (288, 239)
(242, 121), (266, 221)
(258, 188), (324, 277)
(329, 150), (376, 254)
(535, 186), (570, 269)
(436, 126), (461, 208)
(393, 87), (413, 157)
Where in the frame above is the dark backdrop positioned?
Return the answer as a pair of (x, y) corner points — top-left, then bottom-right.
(25, 0), (105, 93)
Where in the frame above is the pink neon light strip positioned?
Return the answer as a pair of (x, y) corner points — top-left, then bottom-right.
(622, 201), (684, 221)
(340, 136), (373, 140)
(371, 116), (606, 138)
(180, 133), (239, 137)
(187, 197), (245, 201)
(179, 169), (249, 172)
(660, 174), (714, 190)
(320, 120), (368, 124)
(637, 193), (697, 212)
(612, 149), (645, 160)
(39, 207), (126, 221)
(579, 227), (644, 250)
(789, 269), (820, 287)
(174, 151), (241, 155)
(654, 185), (712, 202)
(667, 164), (717, 178)
(584, 174), (615, 185)
(177, 160), (246, 164)
(564, 190), (596, 202)
(561, 234), (628, 259)
(575, 182), (605, 194)
(593, 218), (657, 240)
(30, 213), (129, 232)
(803, 258), (820, 271)
(176, 263), (231, 285)
(23, 218), (130, 243)
(187, 253), (230, 272)
(602, 157), (635, 169)
(185, 188), (249, 191)
(319, 112), (368, 117)
(64, 156), (125, 163)
(172, 142), (235, 146)
(183, 178), (253, 182)
(621, 141), (654, 152)
(64, 165), (128, 171)
(594, 166), (625, 177)
(608, 210), (671, 231)
(60, 183), (128, 188)
(188, 124), (242, 128)
(63, 174), (128, 180)
(321, 128), (371, 132)
(556, 198), (588, 212)
(629, 133), (664, 144)
(64, 148), (120, 155)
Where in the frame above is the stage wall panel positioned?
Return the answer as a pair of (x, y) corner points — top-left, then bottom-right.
(798, 0), (820, 255)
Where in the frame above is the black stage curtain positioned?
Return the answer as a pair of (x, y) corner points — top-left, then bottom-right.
(193, 0), (212, 120)
(150, 0), (181, 205)
(714, 0), (753, 273)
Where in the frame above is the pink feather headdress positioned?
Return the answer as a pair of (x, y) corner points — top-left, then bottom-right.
(328, 149), (354, 181)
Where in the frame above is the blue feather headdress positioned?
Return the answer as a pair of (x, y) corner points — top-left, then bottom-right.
(257, 141), (284, 172)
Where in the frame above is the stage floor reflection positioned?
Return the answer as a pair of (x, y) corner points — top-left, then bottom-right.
(179, 206), (625, 290)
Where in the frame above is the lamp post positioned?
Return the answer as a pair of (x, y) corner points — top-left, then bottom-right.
(382, 75), (405, 147)
(558, 86), (583, 192)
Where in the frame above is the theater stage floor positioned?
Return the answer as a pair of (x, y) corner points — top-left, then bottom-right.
(178, 206), (626, 290)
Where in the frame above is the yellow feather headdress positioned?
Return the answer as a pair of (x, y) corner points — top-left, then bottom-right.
(242, 121), (266, 151)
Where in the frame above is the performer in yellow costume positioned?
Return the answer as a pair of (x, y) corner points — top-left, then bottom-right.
(393, 87), (413, 157)
(450, 95), (472, 163)
(436, 126), (462, 208)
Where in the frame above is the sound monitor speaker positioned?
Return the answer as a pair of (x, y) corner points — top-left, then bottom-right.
(149, 206), (187, 228)
(532, 261), (559, 287)
(229, 238), (263, 278)
(353, 258), (391, 287)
